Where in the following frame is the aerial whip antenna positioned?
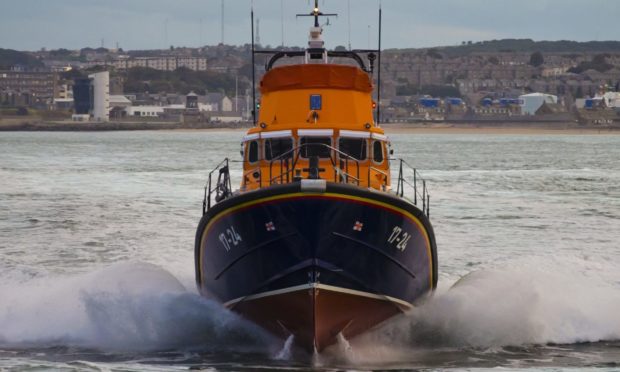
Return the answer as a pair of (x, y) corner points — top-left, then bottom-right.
(347, 0), (352, 50)
(377, 2), (383, 124)
(251, 1), (257, 125)
(281, 0), (285, 47)
(297, 0), (337, 28)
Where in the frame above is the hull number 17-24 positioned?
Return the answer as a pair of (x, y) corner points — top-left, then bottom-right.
(218, 226), (242, 252)
(387, 226), (411, 251)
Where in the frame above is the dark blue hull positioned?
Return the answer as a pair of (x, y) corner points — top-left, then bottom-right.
(195, 181), (437, 351)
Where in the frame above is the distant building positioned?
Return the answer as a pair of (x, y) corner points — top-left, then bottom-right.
(72, 78), (91, 115)
(601, 92), (620, 108)
(541, 67), (569, 78)
(519, 93), (558, 115)
(109, 95), (132, 119)
(0, 70), (58, 105)
(89, 71), (110, 122)
(70, 72), (110, 121)
(126, 105), (165, 117)
(56, 83), (73, 100)
(186, 91), (199, 110)
(201, 93), (233, 112)
(85, 56), (208, 71)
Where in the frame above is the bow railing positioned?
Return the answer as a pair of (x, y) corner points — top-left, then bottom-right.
(393, 158), (430, 217)
(202, 158), (232, 215)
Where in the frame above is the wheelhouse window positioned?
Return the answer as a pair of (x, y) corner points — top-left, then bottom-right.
(372, 140), (384, 163)
(247, 140), (259, 163)
(300, 137), (331, 158)
(265, 138), (293, 160)
(339, 138), (367, 160)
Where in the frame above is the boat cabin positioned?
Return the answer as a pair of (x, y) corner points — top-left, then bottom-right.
(241, 63), (391, 192)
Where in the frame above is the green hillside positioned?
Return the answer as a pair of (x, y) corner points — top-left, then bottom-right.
(0, 48), (43, 69)
(389, 39), (620, 57)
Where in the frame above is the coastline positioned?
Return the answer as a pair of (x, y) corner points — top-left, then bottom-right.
(381, 123), (620, 135)
(1, 119), (619, 135)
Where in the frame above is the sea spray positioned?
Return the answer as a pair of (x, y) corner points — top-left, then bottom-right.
(0, 262), (273, 352)
(355, 260), (620, 352)
(273, 334), (294, 360)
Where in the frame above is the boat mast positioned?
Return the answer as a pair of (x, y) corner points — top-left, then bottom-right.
(377, 4), (382, 125)
(251, 4), (256, 125)
(313, 0), (320, 27)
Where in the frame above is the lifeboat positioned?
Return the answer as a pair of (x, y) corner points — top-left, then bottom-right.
(195, 1), (438, 353)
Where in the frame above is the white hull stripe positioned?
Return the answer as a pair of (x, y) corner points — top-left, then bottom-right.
(223, 283), (414, 309)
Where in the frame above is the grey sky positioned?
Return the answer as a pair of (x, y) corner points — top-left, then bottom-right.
(1, 0), (619, 51)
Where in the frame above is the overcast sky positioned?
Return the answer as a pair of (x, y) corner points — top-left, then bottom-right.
(1, 0), (619, 51)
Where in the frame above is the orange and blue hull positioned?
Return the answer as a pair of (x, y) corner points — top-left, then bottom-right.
(195, 182), (437, 352)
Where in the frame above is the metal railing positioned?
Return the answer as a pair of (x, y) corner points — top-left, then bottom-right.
(393, 158), (430, 217)
(203, 158), (232, 215)
(267, 143), (362, 186)
(202, 152), (431, 219)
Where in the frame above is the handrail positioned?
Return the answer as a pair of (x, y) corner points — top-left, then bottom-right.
(267, 143), (361, 186)
(203, 158), (232, 214)
(202, 154), (431, 219)
(259, 49), (372, 72)
(393, 158), (430, 217)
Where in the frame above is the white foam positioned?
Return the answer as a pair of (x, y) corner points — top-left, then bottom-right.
(0, 262), (272, 352)
(355, 258), (620, 353)
(273, 334), (294, 361)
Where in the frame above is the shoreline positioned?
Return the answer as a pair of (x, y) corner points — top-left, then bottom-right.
(381, 123), (620, 135)
(1, 120), (619, 135)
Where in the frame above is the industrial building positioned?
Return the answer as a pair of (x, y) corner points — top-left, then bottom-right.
(71, 71), (110, 122)
(519, 93), (558, 115)
(0, 70), (58, 105)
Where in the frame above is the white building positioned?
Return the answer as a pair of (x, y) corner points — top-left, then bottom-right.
(89, 71), (110, 122)
(519, 93), (558, 115)
(601, 92), (620, 108)
(109, 95), (132, 108)
(209, 113), (244, 123)
(126, 105), (165, 117)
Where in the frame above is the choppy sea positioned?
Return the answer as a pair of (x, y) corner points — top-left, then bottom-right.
(0, 130), (619, 371)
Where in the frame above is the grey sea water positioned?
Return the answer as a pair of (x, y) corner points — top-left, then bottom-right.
(0, 130), (619, 371)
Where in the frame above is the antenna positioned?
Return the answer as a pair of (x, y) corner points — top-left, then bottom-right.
(251, 5), (256, 125)
(297, 0), (337, 28)
(256, 18), (261, 46)
(377, 5), (382, 125)
(281, 0), (285, 47)
(347, 0), (351, 50)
